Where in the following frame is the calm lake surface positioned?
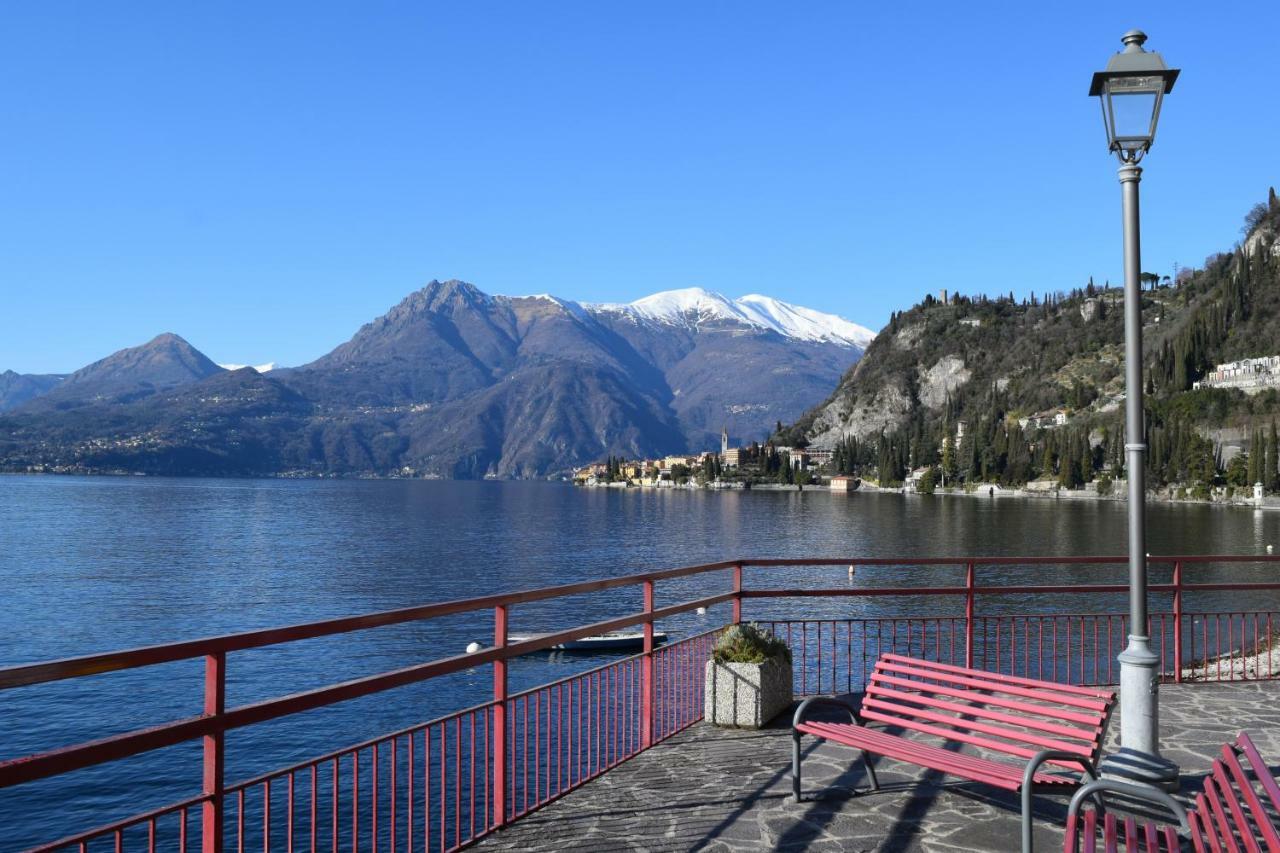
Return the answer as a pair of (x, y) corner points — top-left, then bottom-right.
(3, 474), (1279, 847)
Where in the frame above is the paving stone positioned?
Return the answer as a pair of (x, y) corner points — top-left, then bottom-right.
(473, 682), (1280, 852)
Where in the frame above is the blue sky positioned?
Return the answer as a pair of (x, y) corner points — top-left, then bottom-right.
(2, 3), (1277, 373)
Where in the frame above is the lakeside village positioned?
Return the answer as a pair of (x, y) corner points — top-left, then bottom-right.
(575, 353), (1280, 506)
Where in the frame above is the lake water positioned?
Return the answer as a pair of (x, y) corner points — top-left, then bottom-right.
(3, 475), (1280, 848)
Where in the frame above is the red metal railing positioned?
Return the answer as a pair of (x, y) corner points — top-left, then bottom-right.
(4, 555), (1280, 852)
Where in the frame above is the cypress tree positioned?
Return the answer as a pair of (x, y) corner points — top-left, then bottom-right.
(1057, 437), (1075, 488)
(1270, 422), (1280, 492)
(1266, 431), (1274, 494)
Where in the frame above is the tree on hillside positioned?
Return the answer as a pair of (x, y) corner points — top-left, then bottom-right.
(1227, 452), (1249, 488)
(1270, 422), (1280, 493)
(1249, 429), (1262, 485)
(1244, 202), (1270, 235)
(941, 433), (958, 485)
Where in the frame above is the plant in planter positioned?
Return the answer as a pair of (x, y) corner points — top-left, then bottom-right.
(704, 623), (794, 728)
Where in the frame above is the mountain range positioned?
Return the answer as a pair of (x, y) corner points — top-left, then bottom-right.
(0, 282), (871, 478)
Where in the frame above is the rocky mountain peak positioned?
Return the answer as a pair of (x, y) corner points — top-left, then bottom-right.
(63, 332), (222, 387)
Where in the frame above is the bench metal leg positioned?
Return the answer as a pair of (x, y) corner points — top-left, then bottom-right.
(862, 750), (879, 791)
(793, 729), (879, 802)
(792, 729), (803, 802)
(1021, 783), (1035, 853)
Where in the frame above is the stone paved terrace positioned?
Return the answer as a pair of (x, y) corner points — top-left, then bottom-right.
(474, 682), (1280, 852)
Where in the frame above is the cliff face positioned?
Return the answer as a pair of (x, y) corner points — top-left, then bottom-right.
(794, 287), (1129, 449)
(786, 191), (1280, 493)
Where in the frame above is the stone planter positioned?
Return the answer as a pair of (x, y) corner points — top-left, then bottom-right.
(703, 657), (793, 728)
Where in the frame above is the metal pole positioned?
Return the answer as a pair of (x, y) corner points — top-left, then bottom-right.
(640, 580), (654, 749)
(964, 562), (975, 670)
(202, 652), (226, 853)
(1172, 561), (1183, 684)
(1100, 162), (1179, 791)
(493, 605), (509, 827)
(731, 564), (743, 624)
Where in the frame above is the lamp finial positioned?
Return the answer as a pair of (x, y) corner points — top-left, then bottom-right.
(1121, 30), (1148, 52)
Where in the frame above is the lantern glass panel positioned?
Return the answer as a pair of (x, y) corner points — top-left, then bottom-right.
(1103, 75), (1163, 147)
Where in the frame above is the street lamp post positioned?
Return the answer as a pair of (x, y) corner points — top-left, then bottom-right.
(1089, 30), (1181, 792)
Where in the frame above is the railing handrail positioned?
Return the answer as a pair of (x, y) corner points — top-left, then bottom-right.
(7, 554), (1273, 691)
(0, 558), (742, 690)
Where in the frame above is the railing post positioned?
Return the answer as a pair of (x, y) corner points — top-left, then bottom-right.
(202, 652), (225, 853)
(641, 579), (654, 749)
(1172, 561), (1183, 684)
(731, 563), (743, 624)
(964, 562), (976, 670)
(492, 605), (509, 828)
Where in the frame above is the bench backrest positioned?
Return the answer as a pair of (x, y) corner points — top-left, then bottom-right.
(1188, 731), (1280, 853)
(863, 653), (1116, 767)
(1066, 731), (1280, 852)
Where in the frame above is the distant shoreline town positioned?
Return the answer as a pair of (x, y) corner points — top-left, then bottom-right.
(573, 423), (1280, 510)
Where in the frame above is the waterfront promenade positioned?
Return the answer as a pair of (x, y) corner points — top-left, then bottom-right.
(475, 681), (1280, 851)
(5, 554), (1280, 851)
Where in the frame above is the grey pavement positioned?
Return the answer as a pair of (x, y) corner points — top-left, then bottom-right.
(473, 681), (1280, 852)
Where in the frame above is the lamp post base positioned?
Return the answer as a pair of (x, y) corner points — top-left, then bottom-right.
(1100, 638), (1181, 792)
(1100, 748), (1181, 792)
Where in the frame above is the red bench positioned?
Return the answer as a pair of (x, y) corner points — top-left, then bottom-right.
(1064, 731), (1280, 852)
(793, 653), (1116, 853)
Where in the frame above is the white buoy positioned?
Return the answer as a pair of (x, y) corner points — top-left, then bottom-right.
(465, 641), (482, 654)
(1268, 544), (1274, 554)
(848, 564), (856, 578)
(695, 607), (707, 615)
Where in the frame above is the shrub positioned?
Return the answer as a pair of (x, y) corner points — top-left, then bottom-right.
(711, 623), (791, 665)
(1096, 475), (1113, 496)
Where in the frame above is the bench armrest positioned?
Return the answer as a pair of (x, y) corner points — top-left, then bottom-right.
(1066, 779), (1190, 836)
(792, 695), (860, 729)
(1022, 749), (1098, 790)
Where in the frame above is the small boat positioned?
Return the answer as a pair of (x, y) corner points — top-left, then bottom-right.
(508, 630), (669, 652)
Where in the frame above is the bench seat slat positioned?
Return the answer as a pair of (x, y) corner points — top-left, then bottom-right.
(867, 682), (1104, 742)
(876, 660), (1112, 712)
(1205, 773), (1247, 853)
(857, 707), (1091, 766)
(1123, 816), (1138, 851)
(1212, 761), (1261, 853)
(1196, 790), (1227, 853)
(861, 695), (1095, 758)
(879, 653), (1115, 700)
(1073, 815), (1181, 853)
(1220, 741), (1280, 851)
(797, 720), (1076, 791)
(1238, 733), (1280, 815)
(872, 671), (1110, 726)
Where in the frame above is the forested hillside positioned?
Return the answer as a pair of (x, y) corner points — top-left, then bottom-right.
(785, 190), (1280, 497)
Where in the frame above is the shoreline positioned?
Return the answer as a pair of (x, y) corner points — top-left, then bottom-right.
(7, 468), (1278, 512)
(578, 477), (1280, 511)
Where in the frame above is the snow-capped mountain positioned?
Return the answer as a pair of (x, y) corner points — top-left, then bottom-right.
(586, 288), (875, 349)
(2, 280), (875, 478)
(217, 362), (277, 373)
